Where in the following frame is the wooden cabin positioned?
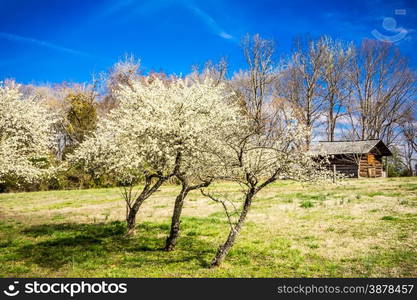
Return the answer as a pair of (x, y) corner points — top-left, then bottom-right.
(310, 140), (392, 178)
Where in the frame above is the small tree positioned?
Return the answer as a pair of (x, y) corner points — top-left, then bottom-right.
(201, 119), (331, 267)
(70, 76), (240, 236)
(164, 157), (214, 251)
(0, 83), (55, 190)
(163, 70), (241, 251)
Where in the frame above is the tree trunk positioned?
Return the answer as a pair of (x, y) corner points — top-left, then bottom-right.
(165, 178), (212, 251)
(125, 198), (145, 236)
(210, 188), (255, 267)
(124, 153), (182, 236)
(328, 97), (335, 142)
(124, 176), (167, 236)
(164, 182), (189, 251)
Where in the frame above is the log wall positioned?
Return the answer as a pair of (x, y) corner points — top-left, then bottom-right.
(359, 153), (383, 178)
(328, 155), (358, 178)
(328, 153), (384, 178)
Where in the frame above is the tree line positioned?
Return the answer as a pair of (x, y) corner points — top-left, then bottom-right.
(3, 35), (416, 182)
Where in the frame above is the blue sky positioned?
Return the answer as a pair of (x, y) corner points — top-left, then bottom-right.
(0, 0), (416, 84)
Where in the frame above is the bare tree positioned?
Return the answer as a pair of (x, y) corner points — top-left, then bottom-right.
(398, 139), (416, 176)
(278, 36), (327, 147)
(234, 34), (275, 128)
(399, 109), (417, 175)
(190, 57), (228, 86)
(346, 40), (415, 146)
(320, 37), (354, 141)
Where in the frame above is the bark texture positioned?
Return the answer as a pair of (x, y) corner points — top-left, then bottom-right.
(125, 153), (182, 236)
(125, 175), (166, 236)
(164, 177), (212, 251)
(210, 188), (255, 267)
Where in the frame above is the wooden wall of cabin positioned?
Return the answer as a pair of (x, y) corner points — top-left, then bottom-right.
(359, 153), (383, 178)
(327, 153), (385, 178)
(328, 155), (359, 178)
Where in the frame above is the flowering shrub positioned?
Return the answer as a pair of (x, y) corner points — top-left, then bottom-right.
(0, 84), (56, 187)
(70, 76), (242, 234)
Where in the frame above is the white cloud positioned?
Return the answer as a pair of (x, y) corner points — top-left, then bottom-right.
(97, 0), (235, 41)
(0, 32), (88, 56)
(219, 31), (234, 40)
(186, 5), (235, 41)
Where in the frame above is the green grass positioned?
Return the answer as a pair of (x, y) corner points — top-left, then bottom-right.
(300, 200), (314, 208)
(0, 177), (417, 277)
(381, 216), (398, 221)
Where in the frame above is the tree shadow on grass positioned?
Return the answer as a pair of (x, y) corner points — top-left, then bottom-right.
(22, 222), (125, 239)
(17, 221), (215, 270)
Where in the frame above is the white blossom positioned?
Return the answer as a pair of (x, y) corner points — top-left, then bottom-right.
(0, 84), (56, 184)
(70, 76), (241, 184)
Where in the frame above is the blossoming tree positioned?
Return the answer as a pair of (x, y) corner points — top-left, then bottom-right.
(201, 117), (332, 267)
(70, 76), (241, 236)
(0, 83), (55, 188)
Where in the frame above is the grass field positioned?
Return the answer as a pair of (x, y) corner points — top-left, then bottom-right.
(0, 177), (416, 278)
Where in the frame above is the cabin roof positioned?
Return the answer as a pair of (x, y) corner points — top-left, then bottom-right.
(309, 139), (392, 156)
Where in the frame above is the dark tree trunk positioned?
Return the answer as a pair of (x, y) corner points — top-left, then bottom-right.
(125, 197), (146, 236)
(327, 97), (335, 142)
(164, 172), (212, 251)
(124, 176), (167, 236)
(164, 178), (212, 251)
(210, 188), (255, 267)
(124, 153), (182, 236)
(164, 182), (189, 251)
